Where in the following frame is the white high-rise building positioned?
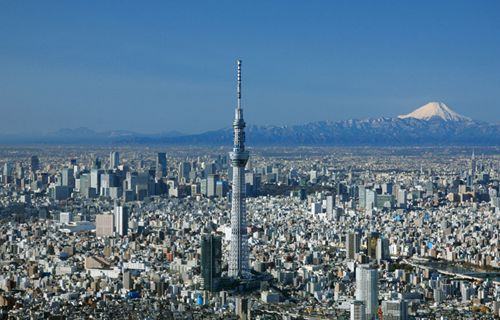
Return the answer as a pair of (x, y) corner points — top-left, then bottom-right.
(114, 204), (128, 237)
(326, 194), (335, 217)
(355, 265), (378, 320)
(365, 189), (376, 210)
(228, 60), (250, 279)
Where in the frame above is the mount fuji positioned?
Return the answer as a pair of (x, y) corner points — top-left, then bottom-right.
(398, 102), (471, 122)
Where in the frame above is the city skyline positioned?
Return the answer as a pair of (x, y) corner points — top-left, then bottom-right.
(1, 1), (500, 135)
(1, 2), (499, 319)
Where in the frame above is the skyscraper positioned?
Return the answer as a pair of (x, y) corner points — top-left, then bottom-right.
(178, 161), (191, 183)
(114, 204), (129, 237)
(326, 194), (335, 217)
(376, 237), (390, 262)
(3, 162), (12, 179)
(156, 152), (167, 178)
(90, 168), (103, 194)
(207, 174), (219, 198)
(93, 157), (102, 169)
(201, 234), (222, 292)
(30, 155), (40, 172)
(355, 265), (378, 320)
(367, 232), (380, 260)
(110, 151), (120, 169)
(228, 60), (250, 278)
(61, 167), (75, 188)
(346, 232), (361, 260)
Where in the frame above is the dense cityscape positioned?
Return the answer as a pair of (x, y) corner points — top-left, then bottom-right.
(0, 59), (500, 320)
(0, 142), (498, 319)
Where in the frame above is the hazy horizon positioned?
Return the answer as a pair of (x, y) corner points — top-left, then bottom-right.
(1, 1), (499, 135)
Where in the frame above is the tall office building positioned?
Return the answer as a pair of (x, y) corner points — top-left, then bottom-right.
(358, 185), (366, 208)
(367, 232), (380, 260)
(30, 155), (40, 172)
(156, 152), (167, 178)
(15, 163), (24, 179)
(201, 234), (222, 292)
(365, 189), (376, 210)
(110, 151), (120, 169)
(90, 168), (103, 195)
(114, 204), (129, 237)
(216, 180), (228, 197)
(355, 265), (378, 320)
(61, 168), (75, 188)
(228, 60), (250, 278)
(207, 174), (219, 198)
(326, 194), (335, 217)
(3, 162), (12, 178)
(376, 237), (390, 262)
(93, 157), (102, 169)
(397, 188), (407, 208)
(178, 161), (191, 183)
(346, 232), (361, 260)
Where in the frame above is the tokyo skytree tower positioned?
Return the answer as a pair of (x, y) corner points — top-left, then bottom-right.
(228, 60), (250, 278)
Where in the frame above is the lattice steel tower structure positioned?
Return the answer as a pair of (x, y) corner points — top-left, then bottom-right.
(228, 59), (250, 278)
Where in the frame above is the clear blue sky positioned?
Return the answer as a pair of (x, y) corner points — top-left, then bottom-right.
(1, 1), (499, 134)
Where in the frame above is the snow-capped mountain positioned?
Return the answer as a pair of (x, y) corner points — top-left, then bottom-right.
(1, 102), (498, 146)
(398, 102), (471, 122)
(149, 102), (495, 146)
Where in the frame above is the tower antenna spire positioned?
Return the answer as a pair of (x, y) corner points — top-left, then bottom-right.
(237, 59), (242, 110)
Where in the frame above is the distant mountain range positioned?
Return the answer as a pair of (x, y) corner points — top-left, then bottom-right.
(1, 102), (499, 146)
